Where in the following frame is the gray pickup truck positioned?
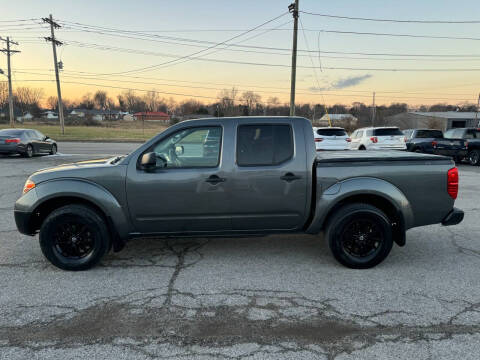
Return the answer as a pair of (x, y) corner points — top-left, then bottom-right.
(14, 117), (464, 271)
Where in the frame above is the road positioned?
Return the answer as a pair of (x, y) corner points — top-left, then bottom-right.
(0, 148), (479, 359)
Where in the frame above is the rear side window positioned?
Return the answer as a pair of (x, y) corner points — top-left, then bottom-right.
(373, 128), (403, 136)
(316, 128), (347, 137)
(237, 124), (293, 166)
(416, 130), (443, 138)
(357, 130), (364, 138)
(0, 130), (23, 137)
(445, 129), (465, 139)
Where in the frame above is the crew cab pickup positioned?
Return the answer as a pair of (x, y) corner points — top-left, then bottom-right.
(444, 128), (480, 166)
(14, 117), (464, 271)
(403, 129), (466, 161)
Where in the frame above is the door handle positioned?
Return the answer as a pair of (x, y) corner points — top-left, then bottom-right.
(205, 174), (226, 184)
(280, 172), (301, 182)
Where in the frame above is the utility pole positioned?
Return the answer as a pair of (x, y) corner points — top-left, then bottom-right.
(0, 37), (20, 128)
(289, 0), (299, 116)
(372, 91), (376, 127)
(43, 15), (65, 134)
(476, 93), (480, 127)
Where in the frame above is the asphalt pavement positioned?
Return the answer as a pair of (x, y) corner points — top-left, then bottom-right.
(0, 147), (479, 359)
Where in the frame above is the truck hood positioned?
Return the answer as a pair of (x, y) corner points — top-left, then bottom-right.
(29, 157), (124, 184)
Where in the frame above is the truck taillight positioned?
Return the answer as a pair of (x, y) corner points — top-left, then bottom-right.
(465, 141), (468, 149)
(370, 136), (378, 143)
(346, 138), (351, 142)
(5, 138), (20, 144)
(315, 138), (323, 142)
(447, 167), (458, 200)
(432, 140), (438, 148)
(404, 136), (407, 142)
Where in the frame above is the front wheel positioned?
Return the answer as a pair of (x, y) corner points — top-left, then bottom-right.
(468, 150), (480, 166)
(326, 203), (393, 269)
(50, 144), (57, 155)
(39, 204), (111, 271)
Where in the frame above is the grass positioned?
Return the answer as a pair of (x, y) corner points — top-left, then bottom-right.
(18, 121), (169, 142)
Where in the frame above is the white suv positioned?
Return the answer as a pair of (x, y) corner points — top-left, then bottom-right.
(313, 127), (351, 151)
(350, 127), (407, 150)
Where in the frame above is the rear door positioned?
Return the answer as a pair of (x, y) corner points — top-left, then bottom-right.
(229, 120), (308, 231)
(374, 128), (405, 146)
(26, 130), (43, 153)
(315, 128), (349, 150)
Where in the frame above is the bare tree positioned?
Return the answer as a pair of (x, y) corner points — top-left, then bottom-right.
(79, 93), (95, 109)
(0, 82), (8, 110)
(218, 87), (238, 116)
(93, 90), (108, 110)
(14, 87), (44, 116)
(240, 91), (261, 115)
(47, 96), (57, 110)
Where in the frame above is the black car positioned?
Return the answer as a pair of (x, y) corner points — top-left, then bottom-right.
(403, 128), (466, 162)
(0, 129), (57, 158)
(444, 128), (480, 165)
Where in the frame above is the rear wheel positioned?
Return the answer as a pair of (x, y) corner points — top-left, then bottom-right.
(468, 150), (480, 166)
(358, 145), (366, 150)
(50, 144), (57, 155)
(39, 204), (111, 271)
(326, 203), (393, 269)
(23, 144), (33, 158)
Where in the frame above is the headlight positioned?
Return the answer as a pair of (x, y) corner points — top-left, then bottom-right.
(23, 179), (35, 194)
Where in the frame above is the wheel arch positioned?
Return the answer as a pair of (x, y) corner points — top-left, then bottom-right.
(306, 177), (414, 246)
(28, 179), (130, 251)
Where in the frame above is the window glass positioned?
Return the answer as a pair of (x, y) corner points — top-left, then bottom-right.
(465, 130), (478, 139)
(151, 126), (221, 168)
(0, 129), (23, 137)
(416, 130), (443, 138)
(357, 130), (364, 138)
(27, 130), (37, 140)
(237, 124), (293, 166)
(444, 129), (456, 139)
(373, 128), (403, 136)
(34, 130), (45, 139)
(316, 128), (347, 137)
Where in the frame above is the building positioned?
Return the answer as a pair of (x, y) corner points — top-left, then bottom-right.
(70, 109), (125, 121)
(314, 114), (358, 128)
(42, 110), (58, 119)
(133, 111), (170, 123)
(385, 111), (480, 131)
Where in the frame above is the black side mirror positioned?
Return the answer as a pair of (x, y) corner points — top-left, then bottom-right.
(44, 136), (49, 140)
(140, 152), (157, 170)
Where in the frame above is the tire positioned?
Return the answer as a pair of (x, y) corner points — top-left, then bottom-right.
(50, 144), (57, 155)
(358, 146), (366, 150)
(326, 203), (393, 269)
(23, 144), (33, 158)
(468, 150), (480, 166)
(39, 204), (111, 271)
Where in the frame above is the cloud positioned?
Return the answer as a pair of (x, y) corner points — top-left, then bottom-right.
(309, 74), (372, 92)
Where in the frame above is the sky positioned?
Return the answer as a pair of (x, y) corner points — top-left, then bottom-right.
(2, 0), (480, 107)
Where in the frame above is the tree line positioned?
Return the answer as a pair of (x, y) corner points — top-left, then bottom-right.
(0, 84), (477, 127)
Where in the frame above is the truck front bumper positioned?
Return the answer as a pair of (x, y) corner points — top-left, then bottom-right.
(14, 210), (36, 235)
(441, 207), (464, 226)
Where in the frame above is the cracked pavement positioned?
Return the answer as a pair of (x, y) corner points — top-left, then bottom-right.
(0, 145), (479, 359)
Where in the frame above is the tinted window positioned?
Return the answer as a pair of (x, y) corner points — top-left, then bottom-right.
(237, 124), (293, 166)
(373, 128), (403, 136)
(34, 130), (45, 139)
(445, 129), (465, 139)
(403, 130), (413, 138)
(0, 129), (23, 137)
(465, 130), (480, 139)
(415, 130), (443, 139)
(316, 128), (347, 137)
(152, 126), (221, 168)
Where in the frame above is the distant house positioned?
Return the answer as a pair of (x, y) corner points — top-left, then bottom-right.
(315, 114), (358, 127)
(133, 111), (170, 123)
(385, 111), (480, 131)
(18, 112), (34, 121)
(42, 110), (58, 119)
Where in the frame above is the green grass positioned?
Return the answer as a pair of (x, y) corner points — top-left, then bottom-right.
(19, 122), (169, 142)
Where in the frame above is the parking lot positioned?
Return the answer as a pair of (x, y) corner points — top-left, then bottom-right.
(0, 143), (479, 359)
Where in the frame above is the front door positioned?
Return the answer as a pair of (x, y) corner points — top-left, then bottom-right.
(126, 124), (231, 234)
(229, 121), (308, 231)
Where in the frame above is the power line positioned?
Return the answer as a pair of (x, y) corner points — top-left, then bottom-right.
(300, 10), (480, 24)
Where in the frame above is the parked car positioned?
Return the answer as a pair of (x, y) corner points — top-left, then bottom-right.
(444, 128), (480, 166)
(350, 127), (406, 151)
(0, 129), (57, 158)
(313, 127), (351, 151)
(15, 117), (463, 271)
(403, 129), (466, 162)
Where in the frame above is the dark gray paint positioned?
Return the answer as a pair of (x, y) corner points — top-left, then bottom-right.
(14, 117), (460, 243)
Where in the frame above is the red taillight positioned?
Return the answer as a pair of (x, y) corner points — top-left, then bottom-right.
(465, 141), (469, 149)
(432, 140), (438, 148)
(5, 138), (20, 144)
(315, 138), (323, 142)
(370, 136), (378, 143)
(346, 138), (351, 142)
(447, 167), (458, 200)
(404, 136), (407, 143)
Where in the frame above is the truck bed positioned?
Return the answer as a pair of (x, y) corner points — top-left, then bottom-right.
(316, 150), (452, 164)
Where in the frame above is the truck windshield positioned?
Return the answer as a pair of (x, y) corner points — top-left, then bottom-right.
(416, 130), (443, 138)
(373, 128), (403, 136)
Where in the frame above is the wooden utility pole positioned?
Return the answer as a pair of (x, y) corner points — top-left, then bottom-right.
(0, 36), (20, 128)
(43, 15), (65, 134)
(476, 93), (480, 127)
(289, 0), (299, 116)
(372, 92), (376, 127)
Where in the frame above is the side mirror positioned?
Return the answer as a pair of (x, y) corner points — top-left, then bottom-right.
(140, 152), (157, 170)
(44, 136), (49, 140)
(175, 145), (184, 156)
